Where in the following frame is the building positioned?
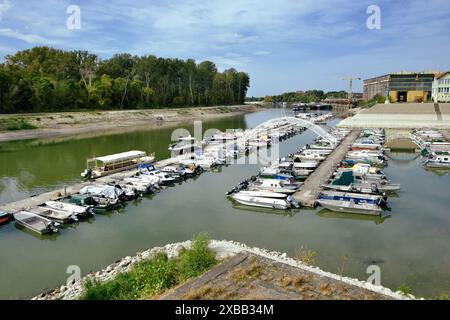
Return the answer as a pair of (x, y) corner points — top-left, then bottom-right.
(432, 72), (450, 103)
(363, 72), (435, 103)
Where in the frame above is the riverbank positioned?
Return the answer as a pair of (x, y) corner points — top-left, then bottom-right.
(33, 239), (414, 300)
(0, 105), (261, 143)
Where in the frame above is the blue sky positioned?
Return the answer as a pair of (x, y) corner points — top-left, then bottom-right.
(0, 0), (449, 96)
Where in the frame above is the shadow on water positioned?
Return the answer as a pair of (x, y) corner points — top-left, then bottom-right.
(316, 209), (391, 225)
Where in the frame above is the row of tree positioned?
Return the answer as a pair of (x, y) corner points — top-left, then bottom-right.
(0, 47), (250, 113)
(263, 90), (348, 103)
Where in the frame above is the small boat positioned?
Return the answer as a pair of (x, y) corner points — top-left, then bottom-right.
(45, 200), (94, 219)
(294, 153), (326, 161)
(61, 194), (118, 212)
(138, 170), (176, 185)
(317, 199), (382, 216)
(231, 192), (299, 209)
(293, 161), (319, 169)
(320, 190), (386, 206)
(168, 136), (203, 155)
(81, 150), (155, 179)
(236, 190), (289, 199)
(14, 211), (59, 234)
(28, 206), (78, 223)
(351, 139), (382, 150)
(0, 211), (13, 225)
(426, 154), (450, 168)
(249, 179), (299, 194)
(80, 184), (126, 201)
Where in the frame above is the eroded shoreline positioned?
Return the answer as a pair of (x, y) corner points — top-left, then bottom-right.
(0, 105), (261, 143)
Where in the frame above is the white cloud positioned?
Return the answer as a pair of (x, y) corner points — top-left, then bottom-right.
(0, 28), (54, 44)
(0, 0), (12, 20)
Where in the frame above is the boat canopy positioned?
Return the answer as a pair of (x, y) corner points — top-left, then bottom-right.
(94, 151), (146, 165)
(332, 171), (354, 186)
(80, 185), (124, 199)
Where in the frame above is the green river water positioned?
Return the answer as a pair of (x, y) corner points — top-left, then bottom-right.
(0, 109), (449, 299)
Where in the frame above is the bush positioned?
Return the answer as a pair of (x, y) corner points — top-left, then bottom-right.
(4, 119), (37, 131)
(80, 234), (217, 300)
(177, 233), (217, 280)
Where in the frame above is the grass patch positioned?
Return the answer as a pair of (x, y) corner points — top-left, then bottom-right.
(294, 246), (317, 266)
(217, 107), (231, 113)
(79, 233), (217, 300)
(397, 284), (413, 295)
(2, 118), (38, 131)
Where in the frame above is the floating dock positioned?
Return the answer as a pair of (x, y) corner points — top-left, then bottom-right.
(0, 121), (300, 214)
(293, 129), (361, 207)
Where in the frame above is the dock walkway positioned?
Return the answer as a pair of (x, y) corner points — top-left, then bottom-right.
(293, 129), (361, 207)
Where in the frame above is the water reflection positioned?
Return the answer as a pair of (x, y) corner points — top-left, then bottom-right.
(316, 209), (391, 225)
(231, 202), (298, 217)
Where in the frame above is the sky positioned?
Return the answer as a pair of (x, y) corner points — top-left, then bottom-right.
(0, 0), (449, 96)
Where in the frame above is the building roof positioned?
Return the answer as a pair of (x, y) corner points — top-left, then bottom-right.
(436, 71), (450, 80)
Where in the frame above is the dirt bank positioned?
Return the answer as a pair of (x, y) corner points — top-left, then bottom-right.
(0, 105), (262, 143)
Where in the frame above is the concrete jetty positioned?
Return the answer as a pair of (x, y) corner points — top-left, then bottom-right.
(293, 129), (361, 207)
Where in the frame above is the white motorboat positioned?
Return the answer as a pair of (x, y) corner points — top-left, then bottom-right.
(28, 206), (78, 223)
(44, 200), (93, 218)
(426, 154), (450, 168)
(168, 136), (202, 155)
(236, 190), (289, 199)
(293, 161), (319, 169)
(249, 179), (299, 194)
(294, 153), (326, 161)
(317, 199), (382, 216)
(231, 192), (298, 209)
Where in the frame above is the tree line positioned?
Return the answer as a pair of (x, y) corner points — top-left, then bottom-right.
(263, 90), (348, 103)
(0, 46), (250, 113)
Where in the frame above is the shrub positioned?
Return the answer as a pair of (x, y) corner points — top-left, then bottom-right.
(80, 234), (217, 300)
(177, 233), (217, 280)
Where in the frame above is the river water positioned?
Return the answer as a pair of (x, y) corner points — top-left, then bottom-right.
(0, 109), (449, 299)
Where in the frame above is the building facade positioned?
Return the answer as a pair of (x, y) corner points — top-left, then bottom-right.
(432, 72), (450, 103)
(363, 72), (435, 103)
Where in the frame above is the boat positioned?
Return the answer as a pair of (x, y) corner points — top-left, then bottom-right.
(45, 200), (94, 219)
(249, 179), (299, 194)
(294, 153), (326, 161)
(235, 190), (289, 199)
(293, 161), (319, 169)
(426, 154), (450, 168)
(351, 139), (382, 150)
(231, 192), (299, 209)
(429, 142), (450, 153)
(28, 206), (78, 223)
(80, 184), (126, 201)
(317, 199), (382, 216)
(81, 150), (155, 179)
(14, 211), (59, 234)
(61, 194), (118, 212)
(320, 190), (386, 206)
(168, 136), (202, 155)
(0, 211), (12, 225)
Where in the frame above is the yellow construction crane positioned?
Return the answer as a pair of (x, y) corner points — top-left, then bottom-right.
(340, 76), (361, 106)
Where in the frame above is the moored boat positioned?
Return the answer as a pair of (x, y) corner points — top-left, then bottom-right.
(14, 211), (59, 234)
(317, 199), (382, 216)
(81, 150), (155, 179)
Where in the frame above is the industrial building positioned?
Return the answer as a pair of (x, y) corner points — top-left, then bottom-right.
(363, 72), (435, 103)
(432, 72), (450, 103)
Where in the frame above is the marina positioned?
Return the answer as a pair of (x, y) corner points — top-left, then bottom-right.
(0, 109), (449, 299)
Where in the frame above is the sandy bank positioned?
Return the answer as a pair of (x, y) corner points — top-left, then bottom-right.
(0, 105), (262, 143)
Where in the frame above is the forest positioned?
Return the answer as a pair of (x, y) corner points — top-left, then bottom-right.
(0, 47), (250, 113)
